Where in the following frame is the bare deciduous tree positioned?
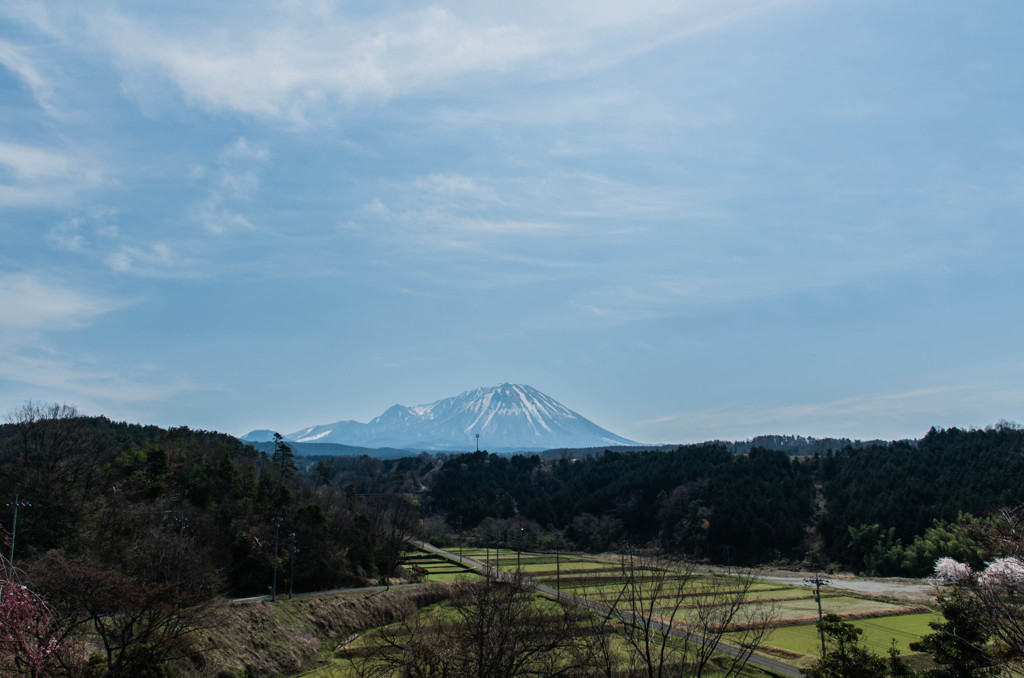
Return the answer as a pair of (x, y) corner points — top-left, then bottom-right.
(29, 552), (214, 678)
(349, 576), (606, 678)
(608, 550), (776, 678)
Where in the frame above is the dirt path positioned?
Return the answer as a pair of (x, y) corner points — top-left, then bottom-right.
(755, 572), (936, 603)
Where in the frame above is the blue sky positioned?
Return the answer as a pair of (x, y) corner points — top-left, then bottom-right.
(2, 0), (1023, 444)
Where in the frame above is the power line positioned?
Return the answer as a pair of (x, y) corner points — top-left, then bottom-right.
(5, 494), (31, 566)
(804, 573), (830, 656)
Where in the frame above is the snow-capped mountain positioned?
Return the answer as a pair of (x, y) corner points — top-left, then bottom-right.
(243, 383), (639, 452)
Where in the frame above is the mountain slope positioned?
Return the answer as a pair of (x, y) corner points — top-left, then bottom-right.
(244, 384), (638, 451)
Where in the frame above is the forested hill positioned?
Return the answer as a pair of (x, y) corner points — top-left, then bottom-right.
(0, 405), (421, 597)
(422, 423), (1024, 575)
(3, 404), (1023, 583)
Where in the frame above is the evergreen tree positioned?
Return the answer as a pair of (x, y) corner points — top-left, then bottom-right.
(911, 588), (996, 676)
(271, 432), (297, 482)
(806, 614), (907, 678)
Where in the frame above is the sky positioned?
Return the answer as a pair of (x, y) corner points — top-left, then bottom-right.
(2, 0), (1023, 445)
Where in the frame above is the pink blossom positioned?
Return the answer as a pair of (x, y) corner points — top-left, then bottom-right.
(0, 527), (66, 677)
(979, 556), (1024, 589)
(933, 556), (973, 583)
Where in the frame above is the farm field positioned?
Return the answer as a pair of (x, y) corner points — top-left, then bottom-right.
(456, 547), (939, 669)
(295, 545), (938, 677)
(402, 549), (482, 582)
(751, 612), (940, 658)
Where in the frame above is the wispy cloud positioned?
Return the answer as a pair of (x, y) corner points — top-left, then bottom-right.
(7, 1), (792, 124)
(0, 140), (103, 206)
(93, 5), (547, 124)
(413, 173), (502, 203)
(0, 140), (71, 178)
(0, 40), (59, 117)
(0, 351), (192, 404)
(640, 380), (1024, 443)
(0, 273), (124, 332)
(189, 136), (267, 234)
(104, 242), (202, 277)
(0, 273), (189, 407)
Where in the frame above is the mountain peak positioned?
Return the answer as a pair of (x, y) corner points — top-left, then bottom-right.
(276, 384), (637, 452)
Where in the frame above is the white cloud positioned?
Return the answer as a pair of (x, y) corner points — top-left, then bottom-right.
(222, 136), (269, 161)
(0, 272), (187, 408)
(413, 173), (501, 203)
(91, 5), (546, 123)
(6, 1), (789, 124)
(46, 215), (85, 251)
(0, 40), (59, 117)
(0, 274), (123, 331)
(0, 352), (192, 404)
(0, 140), (71, 178)
(0, 140), (103, 205)
(105, 242), (198, 277)
(184, 137), (268, 234)
(198, 206), (256, 235)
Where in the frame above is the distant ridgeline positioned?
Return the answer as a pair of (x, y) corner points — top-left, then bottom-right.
(246, 439), (420, 460)
(541, 434), (897, 460)
(250, 435), (894, 461)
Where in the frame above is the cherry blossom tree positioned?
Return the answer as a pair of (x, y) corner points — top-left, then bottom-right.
(932, 556), (974, 584)
(931, 509), (1024, 670)
(0, 528), (67, 677)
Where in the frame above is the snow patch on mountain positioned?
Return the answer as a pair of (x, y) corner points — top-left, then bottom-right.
(245, 383), (639, 452)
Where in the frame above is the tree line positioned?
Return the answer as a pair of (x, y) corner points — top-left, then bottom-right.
(423, 423), (1024, 576)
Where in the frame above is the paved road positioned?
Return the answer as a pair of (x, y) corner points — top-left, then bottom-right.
(410, 539), (804, 678)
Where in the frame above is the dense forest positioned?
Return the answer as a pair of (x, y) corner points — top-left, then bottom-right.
(0, 404), (420, 599)
(3, 405), (1024, 595)
(419, 422), (1024, 576)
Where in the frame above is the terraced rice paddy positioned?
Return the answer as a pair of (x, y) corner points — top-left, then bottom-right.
(401, 550), (481, 582)
(298, 545), (939, 676)
(756, 612), (939, 656)
(451, 547), (938, 668)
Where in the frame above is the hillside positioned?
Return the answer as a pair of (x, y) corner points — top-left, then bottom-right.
(0, 405), (421, 597)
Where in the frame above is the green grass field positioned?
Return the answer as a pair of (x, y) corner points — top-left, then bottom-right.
(402, 550), (481, 582)
(751, 612), (941, 658)
(291, 546), (942, 677)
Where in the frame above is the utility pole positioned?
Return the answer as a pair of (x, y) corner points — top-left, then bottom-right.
(475, 433), (480, 452)
(174, 511), (189, 584)
(517, 527), (524, 573)
(5, 494), (31, 566)
(271, 516), (283, 602)
(556, 546), (560, 598)
(805, 573), (830, 656)
(288, 532), (298, 599)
